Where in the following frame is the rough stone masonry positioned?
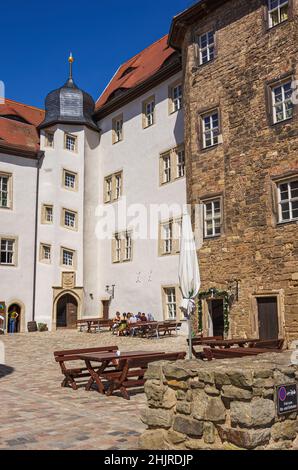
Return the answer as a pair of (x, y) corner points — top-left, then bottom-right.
(139, 354), (298, 450)
(177, 0), (298, 341)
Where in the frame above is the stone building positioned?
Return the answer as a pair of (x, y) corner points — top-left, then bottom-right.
(169, 0), (298, 342)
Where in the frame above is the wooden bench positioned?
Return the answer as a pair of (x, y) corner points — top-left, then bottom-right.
(202, 347), (283, 361)
(248, 339), (284, 350)
(146, 322), (182, 339)
(54, 346), (118, 390)
(102, 351), (186, 400)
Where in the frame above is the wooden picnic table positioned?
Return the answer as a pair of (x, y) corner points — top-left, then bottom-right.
(77, 318), (112, 333)
(78, 350), (165, 394)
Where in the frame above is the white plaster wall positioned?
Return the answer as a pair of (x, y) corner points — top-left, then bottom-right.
(94, 72), (186, 320)
(35, 125), (86, 328)
(0, 153), (37, 331)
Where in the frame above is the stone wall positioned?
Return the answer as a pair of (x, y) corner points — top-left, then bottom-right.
(139, 354), (298, 450)
(181, 0), (298, 341)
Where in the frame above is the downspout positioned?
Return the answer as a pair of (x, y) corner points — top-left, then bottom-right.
(32, 150), (44, 323)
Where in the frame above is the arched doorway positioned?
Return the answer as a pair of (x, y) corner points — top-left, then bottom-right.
(8, 304), (21, 333)
(56, 294), (78, 329)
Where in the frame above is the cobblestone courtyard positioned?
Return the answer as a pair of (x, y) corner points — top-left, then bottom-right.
(0, 330), (187, 450)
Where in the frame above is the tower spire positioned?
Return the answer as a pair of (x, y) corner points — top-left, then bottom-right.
(68, 52), (74, 81)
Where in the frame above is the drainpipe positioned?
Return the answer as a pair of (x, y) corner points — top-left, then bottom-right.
(32, 150), (44, 323)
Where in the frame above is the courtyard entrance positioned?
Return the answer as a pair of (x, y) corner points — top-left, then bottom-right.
(56, 294), (78, 329)
(208, 299), (224, 338)
(8, 304), (21, 333)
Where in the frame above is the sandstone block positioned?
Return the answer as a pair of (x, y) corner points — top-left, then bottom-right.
(221, 385), (252, 400)
(218, 426), (270, 450)
(139, 430), (167, 450)
(173, 416), (204, 437)
(271, 421), (297, 441)
(141, 408), (173, 429)
(231, 399), (275, 428)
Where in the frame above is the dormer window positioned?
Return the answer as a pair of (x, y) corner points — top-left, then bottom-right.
(64, 133), (77, 152)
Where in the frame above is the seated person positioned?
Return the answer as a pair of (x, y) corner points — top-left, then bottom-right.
(117, 313), (128, 336)
(140, 313), (148, 322)
(147, 313), (155, 322)
(112, 312), (121, 333)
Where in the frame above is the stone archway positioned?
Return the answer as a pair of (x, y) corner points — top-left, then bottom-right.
(56, 293), (78, 329)
(7, 303), (22, 333)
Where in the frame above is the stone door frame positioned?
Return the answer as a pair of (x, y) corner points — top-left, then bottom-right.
(250, 290), (285, 341)
(7, 299), (26, 333)
(52, 288), (83, 331)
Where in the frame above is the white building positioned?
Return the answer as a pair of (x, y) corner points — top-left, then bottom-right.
(0, 35), (186, 332)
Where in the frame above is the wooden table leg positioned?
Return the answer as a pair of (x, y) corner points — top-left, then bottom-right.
(85, 360), (106, 394)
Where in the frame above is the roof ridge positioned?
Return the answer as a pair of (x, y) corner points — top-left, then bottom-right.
(3, 98), (44, 113)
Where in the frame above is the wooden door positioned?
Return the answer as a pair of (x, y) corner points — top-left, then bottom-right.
(257, 297), (279, 340)
(209, 300), (224, 338)
(102, 301), (110, 320)
(66, 296), (78, 328)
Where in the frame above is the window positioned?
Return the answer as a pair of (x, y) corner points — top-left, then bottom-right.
(115, 174), (122, 200)
(162, 153), (171, 184)
(202, 111), (220, 148)
(124, 232), (132, 261)
(268, 0), (289, 28)
(0, 173), (12, 209)
(42, 205), (53, 224)
(65, 133), (77, 152)
(45, 132), (54, 148)
(198, 31), (215, 65)
(63, 209), (77, 230)
(170, 83), (183, 113)
(143, 97), (155, 128)
(112, 115), (123, 144)
(164, 288), (177, 320)
(40, 244), (51, 263)
(63, 170), (77, 191)
(159, 145), (185, 185)
(0, 238), (16, 265)
(112, 231), (133, 263)
(177, 148), (185, 178)
(61, 248), (76, 268)
(203, 198), (222, 238)
(272, 80), (293, 124)
(159, 218), (182, 256)
(104, 172), (123, 203)
(278, 179), (298, 222)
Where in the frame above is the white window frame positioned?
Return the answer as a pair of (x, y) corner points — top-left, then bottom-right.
(0, 237), (16, 266)
(42, 205), (53, 224)
(268, 0), (289, 28)
(272, 80), (293, 124)
(172, 84), (183, 112)
(105, 177), (113, 203)
(176, 148), (185, 178)
(202, 111), (220, 148)
(124, 232), (132, 262)
(115, 174), (122, 200)
(64, 170), (77, 191)
(164, 287), (177, 320)
(61, 248), (75, 268)
(143, 98), (155, 128)
(0, 173), (12, 209)
(163, 153), (171, 184)
(163, 222), (173, 255)
(40, 243), (51, 263)
(198, 31), (215, 65)
(45, 131), (54, 148)
(278, 179), (298, 223)
(113, 117), (123, 144)
(63, 209), (77, 230)
(203, 198), (222, 238)
(64, 133), (77, 152)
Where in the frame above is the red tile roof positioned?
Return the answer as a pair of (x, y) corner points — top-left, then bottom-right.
(0, 99), (44, 155)
(96, 35), (176, 109)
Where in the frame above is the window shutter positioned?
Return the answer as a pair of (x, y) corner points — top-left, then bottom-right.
(158, 223), (164, 256)
(168, 85), (173, 115)
(170, 149), (176, 182)
(112, 236), (116, 263)
(159, 155), (164, 186)
(266, 84), (274, 125)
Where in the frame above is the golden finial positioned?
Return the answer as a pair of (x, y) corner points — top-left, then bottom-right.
(68, 52), (74, 80)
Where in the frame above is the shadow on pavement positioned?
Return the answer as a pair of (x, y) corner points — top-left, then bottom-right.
(0, 364), (14, 379)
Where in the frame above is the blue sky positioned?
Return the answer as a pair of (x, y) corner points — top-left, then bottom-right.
(1, 0), (192, 109)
